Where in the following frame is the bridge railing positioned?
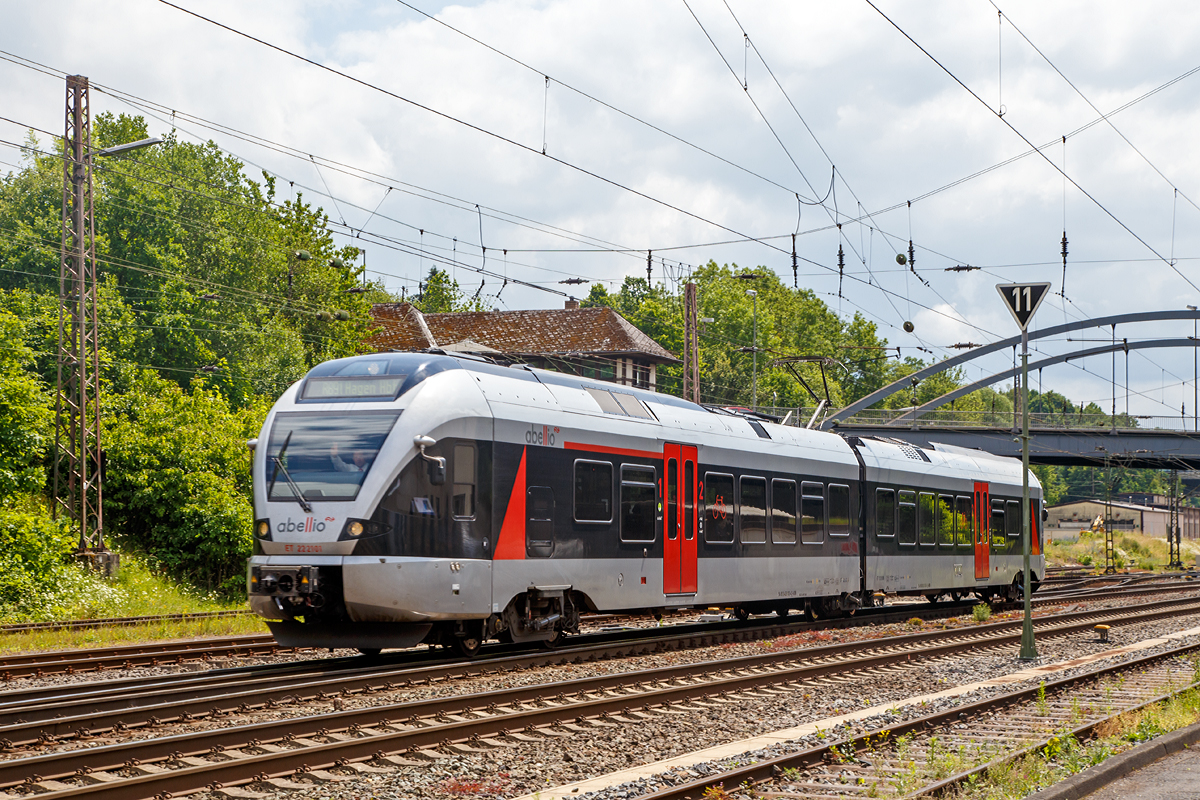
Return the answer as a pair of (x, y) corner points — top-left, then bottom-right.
(750, 406), (1198, 433)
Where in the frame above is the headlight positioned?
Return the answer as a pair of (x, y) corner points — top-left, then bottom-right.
(255, 519), (272, 539)
(347, 521), (364, 537)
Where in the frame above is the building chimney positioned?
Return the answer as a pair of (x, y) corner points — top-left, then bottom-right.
(565, 299), (580, 310)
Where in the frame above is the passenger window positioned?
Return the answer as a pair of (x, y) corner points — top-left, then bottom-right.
(771, 479), (797, 544)
(938, 495), (955, 547)
(876, 489), (895, 538)
(801, 481), (824, 544)
(620, 465), (656, 543)
(739, 476), (767, 544)
(573, 460), (613, 523)
(704, 472), (735, 544)
(991, 498), (1006, 546)
(898, 490), (916, 545)
(918, 492), (936, 545)
(829, 484), (851, 537)
(1006, 500), (1022, 537)
(452, 444), (476, 519)
(956, 496), (973, 547)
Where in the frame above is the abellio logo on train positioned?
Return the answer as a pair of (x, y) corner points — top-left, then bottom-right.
(525, 423), (561, 447)
(277, 516), (336, 533)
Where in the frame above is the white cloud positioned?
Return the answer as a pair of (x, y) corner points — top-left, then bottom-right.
(3, 0), (1200, 413)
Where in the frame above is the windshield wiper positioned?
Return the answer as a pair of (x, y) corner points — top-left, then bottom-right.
(268, 431), (312, 513)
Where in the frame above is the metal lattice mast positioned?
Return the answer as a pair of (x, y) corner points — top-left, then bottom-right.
(54, 75), (106, 559)
(1169, 469), (1183, 570)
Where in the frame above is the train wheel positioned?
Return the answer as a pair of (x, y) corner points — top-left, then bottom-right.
(803, 604), (816, 621)
(540, 630), (563, 650)
(452, 622), (484, 658)
(733, 606), (750, 622)
(925, 593), (940, 603)
(357, 648), (381, 657)
(775, 606), (790, 619)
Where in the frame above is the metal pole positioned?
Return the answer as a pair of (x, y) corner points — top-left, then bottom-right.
(752, 292), (758, 410)
(1019, 326), (1037, 660)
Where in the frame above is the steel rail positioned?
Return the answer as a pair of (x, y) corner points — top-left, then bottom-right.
(635, 641), (1200, 800)
(3, 596), (1197, 794)
(0, 634), (284, 679)
(4, 591), (1194, 741)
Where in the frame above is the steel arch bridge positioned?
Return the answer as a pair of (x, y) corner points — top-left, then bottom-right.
(820, 310), (1200, 469)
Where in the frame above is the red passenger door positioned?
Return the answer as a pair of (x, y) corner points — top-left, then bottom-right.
(974, 482), (990, 580)
(663, 443), (699, 594)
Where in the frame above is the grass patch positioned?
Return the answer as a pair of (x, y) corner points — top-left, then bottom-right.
(0, 614), (267, 655)
(0, 552), (262, 654)
(946, 684), (1200, 799)
(1045, 529), (1199, 571)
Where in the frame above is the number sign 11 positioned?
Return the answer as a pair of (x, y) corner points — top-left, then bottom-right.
(996, 282), (1051, 331)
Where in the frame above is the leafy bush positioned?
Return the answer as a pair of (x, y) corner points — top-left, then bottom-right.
(972, 603), (992, 623)
(0, 503), (128, 622)
(103, 370), (265, 595)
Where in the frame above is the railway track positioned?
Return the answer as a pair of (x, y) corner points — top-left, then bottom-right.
(0, 577), (1195, 680)
(635, 639), (1200, 800)
(2, 595), (1198, 798)
(0, 634), (286, 680)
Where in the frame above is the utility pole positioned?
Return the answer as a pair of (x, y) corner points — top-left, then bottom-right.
(682, 282), (700, 404)
(54, 75), (115, 575)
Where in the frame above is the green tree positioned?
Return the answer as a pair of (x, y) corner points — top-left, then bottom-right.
(102, 370), (266, 593)
(0, 304), (53, 501)
(413, 267), (487, 313)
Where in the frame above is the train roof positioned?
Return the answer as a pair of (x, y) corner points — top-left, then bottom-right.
(297, 352), (1032, 489)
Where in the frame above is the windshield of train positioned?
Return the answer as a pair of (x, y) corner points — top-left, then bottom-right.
(264, 411), (400, 503)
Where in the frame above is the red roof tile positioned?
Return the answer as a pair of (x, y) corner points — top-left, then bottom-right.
(368, 303), (678, 364)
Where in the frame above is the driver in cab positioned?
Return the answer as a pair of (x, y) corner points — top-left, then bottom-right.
(330, 443), (371, 473)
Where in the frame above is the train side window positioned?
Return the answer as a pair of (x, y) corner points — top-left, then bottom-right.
(829, 484), (851, 537)
(573, 460), (613, 523)
(938, 495), (955, 547)
(704, 472), (735, 544)
(801, 481), (825, 544)
(898, 490), (916, 545)
(955, 496), (973, 547)
(918, 492), (936, 545)
(876, 489), (895, 538)
(771, 479), (797, 544)
(1006, 500), (1022, 537)
(990, 498), (1006, 546)
(452, 444), (476, 519)
(620, 465), (657, 543)
(739, 476), (767, 544)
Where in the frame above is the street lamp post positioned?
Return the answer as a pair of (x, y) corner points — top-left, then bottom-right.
(746, 289), (758, 410)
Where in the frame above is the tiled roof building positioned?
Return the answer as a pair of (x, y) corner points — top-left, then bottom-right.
(367, 301), (678, 391)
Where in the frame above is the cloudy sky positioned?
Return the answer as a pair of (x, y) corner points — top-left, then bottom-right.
(3, 1), (1199, 418)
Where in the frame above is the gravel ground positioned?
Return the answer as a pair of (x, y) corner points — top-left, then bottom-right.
(5, 593), (1198, 767)
(160, 599), (1200, 800)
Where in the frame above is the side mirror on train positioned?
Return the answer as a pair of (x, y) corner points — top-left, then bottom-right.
(414, 435), (447, 486)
